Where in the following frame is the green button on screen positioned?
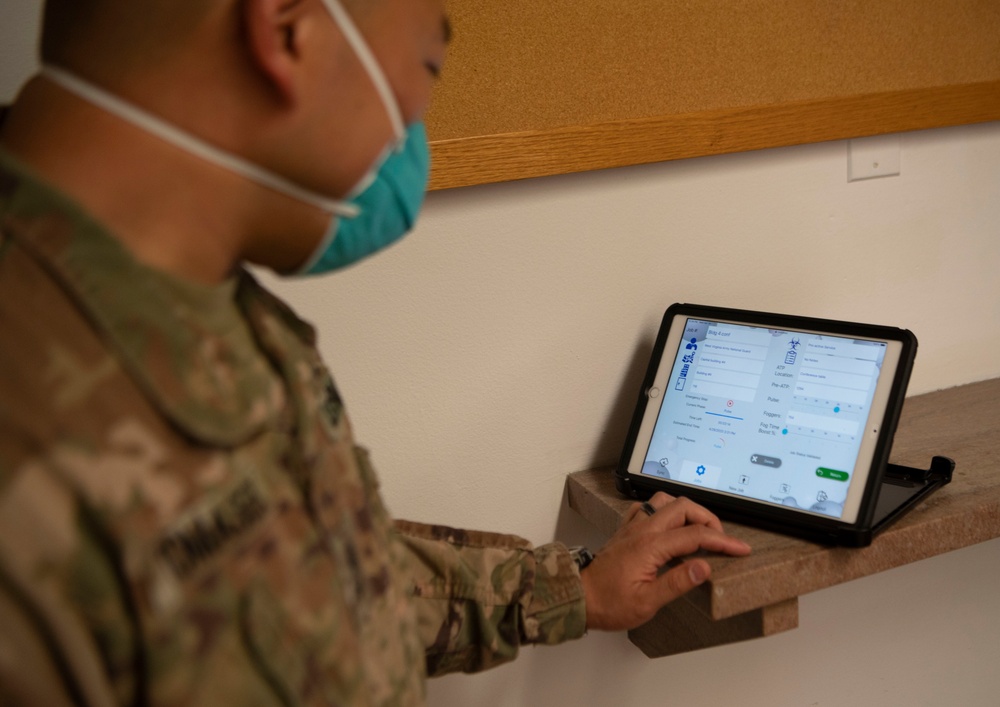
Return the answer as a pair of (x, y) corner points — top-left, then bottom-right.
(816, 467), (849, 481)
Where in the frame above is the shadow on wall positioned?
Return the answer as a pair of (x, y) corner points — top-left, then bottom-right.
(586, 333), (658, 471)
(549, 333), (659, 548)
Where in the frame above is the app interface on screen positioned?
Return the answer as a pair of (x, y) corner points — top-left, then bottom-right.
(641, 319), (887, 518)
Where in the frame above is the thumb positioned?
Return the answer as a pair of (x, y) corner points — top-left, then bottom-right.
(647, 559), (712, 607)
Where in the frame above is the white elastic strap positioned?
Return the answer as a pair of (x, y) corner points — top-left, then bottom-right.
(41, 65), (361, 218)
(296, 217), (339, 274)
(320, 0), (406, 146)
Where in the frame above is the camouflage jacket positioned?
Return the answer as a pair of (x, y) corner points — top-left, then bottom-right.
(0, 147), (587, 706)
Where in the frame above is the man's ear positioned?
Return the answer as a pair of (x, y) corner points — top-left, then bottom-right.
(242, 0), (310, 104)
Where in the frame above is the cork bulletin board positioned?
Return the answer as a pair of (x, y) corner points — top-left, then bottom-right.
(424, 0), (1000, 191)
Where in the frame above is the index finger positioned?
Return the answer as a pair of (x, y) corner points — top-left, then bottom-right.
(647, 496), (726, 533)
(651, 523), (752, 568)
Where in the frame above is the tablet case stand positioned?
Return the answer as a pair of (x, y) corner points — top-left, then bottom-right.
(615, 455), (954, 547)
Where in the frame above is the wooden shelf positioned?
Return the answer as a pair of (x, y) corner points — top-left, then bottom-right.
(566, 377), (1000, 657)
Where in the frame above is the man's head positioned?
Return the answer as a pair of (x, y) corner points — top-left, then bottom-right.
(38, 0), (400, 81)
(41, 1), (214, 79)
(30, 0), (449, 274)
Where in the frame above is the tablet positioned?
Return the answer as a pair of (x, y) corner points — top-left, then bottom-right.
(615, 303), (921, 545)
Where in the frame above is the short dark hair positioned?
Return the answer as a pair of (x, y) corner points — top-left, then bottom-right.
(40, 0), (99, 66)
(40, 0), (212, 76)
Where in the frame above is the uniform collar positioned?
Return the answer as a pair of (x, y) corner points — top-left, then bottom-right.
(0, 148), (288, 447)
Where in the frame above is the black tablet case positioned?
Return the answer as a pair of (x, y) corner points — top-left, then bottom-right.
(615, 304), (953, 547)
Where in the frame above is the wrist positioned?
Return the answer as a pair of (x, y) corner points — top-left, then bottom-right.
(567, 545), (594, 572)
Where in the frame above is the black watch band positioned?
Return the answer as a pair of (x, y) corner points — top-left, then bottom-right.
(568, 545), (594, 571)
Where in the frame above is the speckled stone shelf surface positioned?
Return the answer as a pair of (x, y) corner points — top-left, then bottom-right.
(566, 377), (1000, 657)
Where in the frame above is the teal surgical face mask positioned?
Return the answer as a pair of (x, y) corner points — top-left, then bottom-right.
(41, 0), (430, 275)
(298, 122), (429, 274)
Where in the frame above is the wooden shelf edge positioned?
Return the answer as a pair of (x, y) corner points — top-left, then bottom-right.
(428, 81), (1000, 190)
(628, 597), (799, 658)
(706, 501), (1000, 620)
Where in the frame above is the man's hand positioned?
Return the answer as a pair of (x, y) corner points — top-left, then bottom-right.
(579, 492), (751, 631)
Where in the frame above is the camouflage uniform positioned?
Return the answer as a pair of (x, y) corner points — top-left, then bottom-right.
(0, 145), (587, 706)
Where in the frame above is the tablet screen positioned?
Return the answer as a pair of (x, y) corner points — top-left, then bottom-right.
(628, 315), (904, 524)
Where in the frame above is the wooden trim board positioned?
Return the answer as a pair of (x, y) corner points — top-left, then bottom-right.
(430, 81), (1000, 190)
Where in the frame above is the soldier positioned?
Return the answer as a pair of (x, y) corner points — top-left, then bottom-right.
(0, 0), (751, 704)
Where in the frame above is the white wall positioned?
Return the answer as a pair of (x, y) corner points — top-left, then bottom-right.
(4, 3), (1000, 705)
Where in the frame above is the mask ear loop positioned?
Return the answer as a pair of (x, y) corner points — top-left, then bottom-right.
(319, 0), (407, 150)
(41, 65), (361, 218)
